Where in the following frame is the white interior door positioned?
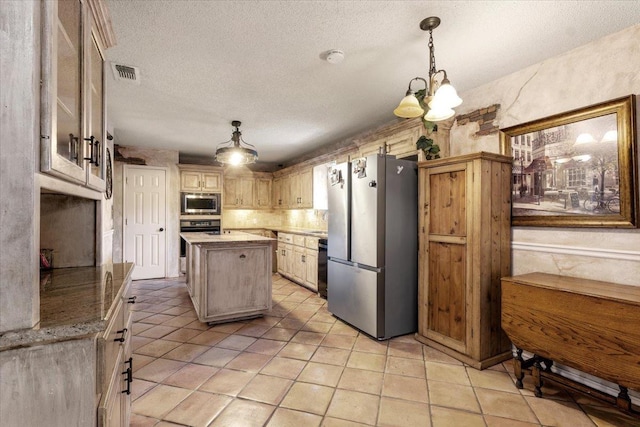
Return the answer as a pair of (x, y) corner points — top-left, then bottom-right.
(124, 166), (166, 279)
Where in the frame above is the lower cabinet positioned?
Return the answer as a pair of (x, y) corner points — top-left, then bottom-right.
(277, 232), (319, 292)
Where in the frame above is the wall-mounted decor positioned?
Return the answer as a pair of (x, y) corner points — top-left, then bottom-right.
(499, 95), (637, 228)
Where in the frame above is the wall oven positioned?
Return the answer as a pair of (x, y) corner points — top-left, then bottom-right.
(180, 192), (221, 215)
(180, 219), (221, 257)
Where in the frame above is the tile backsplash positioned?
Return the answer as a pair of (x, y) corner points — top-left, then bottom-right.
(222, 209), (327, 230)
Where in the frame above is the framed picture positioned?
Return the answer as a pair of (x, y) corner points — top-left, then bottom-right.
(499, 95), (637, 228)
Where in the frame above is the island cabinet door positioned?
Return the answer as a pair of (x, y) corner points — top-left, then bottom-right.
(205, 245), (271, 320)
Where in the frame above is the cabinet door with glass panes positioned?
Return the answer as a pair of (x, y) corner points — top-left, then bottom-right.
(41, 0), (106, 189)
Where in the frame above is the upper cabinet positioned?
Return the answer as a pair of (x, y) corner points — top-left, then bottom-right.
(289, 167), (313, 208)
(41, 0), (115, 191)
(223, 176), (254, 208)
(179, 165), (223, 193)
(253, 178), (272, 208)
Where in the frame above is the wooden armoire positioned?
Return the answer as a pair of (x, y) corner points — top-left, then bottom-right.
(415, 152), (512, 369)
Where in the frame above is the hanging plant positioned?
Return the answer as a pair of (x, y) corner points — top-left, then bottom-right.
(416, 135), (441, 160)
(415, 89), (438, 133)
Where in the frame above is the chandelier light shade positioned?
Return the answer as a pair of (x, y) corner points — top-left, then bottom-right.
(394, 17), (462, 122)
(215, 120), (258, 166)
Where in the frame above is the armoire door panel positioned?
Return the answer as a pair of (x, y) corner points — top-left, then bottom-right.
(428, 170), (466, 236)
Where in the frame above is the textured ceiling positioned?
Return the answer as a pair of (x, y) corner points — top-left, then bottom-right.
(105, 1), (640, 167)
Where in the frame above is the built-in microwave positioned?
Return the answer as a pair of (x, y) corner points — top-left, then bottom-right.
(180, 192), (221, 215)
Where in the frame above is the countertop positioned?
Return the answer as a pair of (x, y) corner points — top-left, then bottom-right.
(0, 262), (134, 351)
(181, 231), (276, 244)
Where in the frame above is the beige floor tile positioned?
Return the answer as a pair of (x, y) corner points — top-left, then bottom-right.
(302, 321), (334, 333)
(184, 319), (213, 331)
(280, 382), (335, 415)
(250, 315), (282, 327)
(161, 305), (192, 316)
(428, 380), (481, 413)
(164, 391), (231, 427)
(382, 374), (429, 403)
(139, 313), (175, 325)
(525, 395), (595, 426)
(338, 367), (384, 395)
(518, 373), (574, 401)
(581, 403), (640, 427)
(187, 330), (229, 346)
(260, 356), (307, 379)
(475, 388), (538, 423)
(130, 413), (159, 427)
(378, 396), (431, 427)
(134, 358), (186, 383)
(298, 362), (344, 387)
(321, 418), (369, 427)
(132, 336), (155, 351)
(162, 343), (210, 362)
(483, 415), (540, 427)
(216, 334), (258, 351)
(425, 362), (470, 385)
(466, 366), (519, 393)
(162, 363), (219, 389)
(132, 353), (156, 370)
(353, 335), (388, 354)
(430, 405), (484, 427)
(133, 322), (155, 335)
(310, 346), (352, 366)
(162, 326), (203, 342)
(278, 342), (318, 360)
(193, 346), (240, 367)
(132, 311), (154, 322)
(292, 330), (326, 345)
(209, 399), (275, 427)
(245, 338), (287, 355)
(199, 368), (256, 396)
(262, 327), (298, 341)
(235, 323), (271, 337)
(277, 317), (306, 330)
(210, 321), (246, 333)
(388, 340), (425, 360)
(138, 324), (178, 339)
(422, 346), (464, 365)
(266, 407), (322, 427)
(309, 311), (337, 324)
(160, 315), (194, 328)
(321, 334), (356, 350)
(385, 356), (426, 378)
(131, 379), (157, 401)
(347, 351), (386, 372)
(135, 339), (182, 358)
(326, 389), (380, 425)
(237, 373), (293, 405)
(131, 384), (192, 419)
(329, 322), (359, 336)
(225, 352), (272, 372)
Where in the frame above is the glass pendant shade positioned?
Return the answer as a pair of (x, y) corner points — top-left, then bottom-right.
(393, 94), (425, 118)
(424, 103), (455, 122)
(430, 82), (462, 108)
(601, 130), (617, 143)
(575, 133), (597, 145)
(214, 120), (258, 166)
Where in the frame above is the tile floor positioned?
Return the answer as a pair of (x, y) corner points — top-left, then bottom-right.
(129, 275), (639, 427)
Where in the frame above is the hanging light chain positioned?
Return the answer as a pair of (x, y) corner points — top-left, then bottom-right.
(428, 29), (437, 78)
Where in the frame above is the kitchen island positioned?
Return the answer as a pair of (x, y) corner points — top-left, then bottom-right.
(181, 232), (274, 324)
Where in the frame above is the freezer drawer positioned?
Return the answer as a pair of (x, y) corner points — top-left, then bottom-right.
(327, 260), (382, 338)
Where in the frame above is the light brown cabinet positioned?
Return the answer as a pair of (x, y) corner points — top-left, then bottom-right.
(179, 166), (222, 193)
(289, 168), (313, 208)
(41, 0), (112, 190)
(415, 152), (512, 369)
(358, 124), (422, 160)
(277, 233), (319, 291)
(253, 178), (272, 208)
(224, 176), (254, 208)
(273, 175), (290, 208)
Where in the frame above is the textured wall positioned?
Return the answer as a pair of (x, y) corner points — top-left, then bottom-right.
(222, 209), (328, 231)
(450, 24), (640, 286)
(0, 1), (39, 332)
(113, 145), (180, 277)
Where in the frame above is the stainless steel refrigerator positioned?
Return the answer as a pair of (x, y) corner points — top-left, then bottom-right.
(327, 153), (418, 340)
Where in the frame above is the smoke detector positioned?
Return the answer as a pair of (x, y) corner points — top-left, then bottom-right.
(325, 49), (345, 64)
(111, 63), (141, 84)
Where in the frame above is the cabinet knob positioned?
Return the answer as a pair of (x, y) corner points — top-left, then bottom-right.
(114, 328), (128, 343)
(240, 254), (246, 259)
(127, 296), (137, 304)
(159, 227), (164, 232)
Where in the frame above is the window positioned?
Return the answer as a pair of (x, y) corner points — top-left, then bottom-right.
(567, 168), (586, 187)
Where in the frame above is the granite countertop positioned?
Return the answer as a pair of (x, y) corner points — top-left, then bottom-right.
(227, 227), (328, 239)
(181, 231), (276, 244)
(0, 262), (134, 351)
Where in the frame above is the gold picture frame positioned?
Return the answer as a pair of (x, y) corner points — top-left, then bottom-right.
(499, 95), (637, 228)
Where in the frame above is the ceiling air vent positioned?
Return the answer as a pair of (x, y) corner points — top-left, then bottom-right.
(111, 63), (140, 84)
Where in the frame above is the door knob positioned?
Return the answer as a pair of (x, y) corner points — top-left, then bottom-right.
(159, 228), (164, 232)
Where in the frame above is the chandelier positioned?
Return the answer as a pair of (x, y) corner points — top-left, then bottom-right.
(394, 17), (462, 122)
(215, 120), (258, 166)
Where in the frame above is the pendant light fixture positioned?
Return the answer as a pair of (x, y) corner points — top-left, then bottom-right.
(215, 120), (258, 166)
(394, 17), (462, 122)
